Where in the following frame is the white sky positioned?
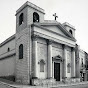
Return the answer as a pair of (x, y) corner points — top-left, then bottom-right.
(0, 0), (88, 52)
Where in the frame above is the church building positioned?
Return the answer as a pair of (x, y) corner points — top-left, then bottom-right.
(0, 1), (80, 85)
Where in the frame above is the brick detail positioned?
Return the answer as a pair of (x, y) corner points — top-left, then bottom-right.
(15, 28), (31, 84)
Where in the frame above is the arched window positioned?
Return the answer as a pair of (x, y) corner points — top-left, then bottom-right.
(19, 13), (24, 25)
(81, 58), (83, 67)
(7, 47), (10, 52)
(69, 29), (73, 35)
(38, 59), (45, 72)
(19, 44), (23, 59)
(33, 12), (39, 22)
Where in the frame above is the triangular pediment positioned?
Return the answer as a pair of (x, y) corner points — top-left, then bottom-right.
(34, 21), (76, 41)
(41, 25), (67, 37)
(52, 55), (62, 62)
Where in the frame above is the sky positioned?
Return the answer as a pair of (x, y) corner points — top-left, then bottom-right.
(0, 0), (88, 52)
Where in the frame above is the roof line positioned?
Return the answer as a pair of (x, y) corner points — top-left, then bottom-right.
(32, 23), (76, 42)
(58, 22), (76, 40)
(35, 22), (76, 41)
(0, 53), (16, 60)
(16, 1), (45, 15)
(0, 34), (15, 47)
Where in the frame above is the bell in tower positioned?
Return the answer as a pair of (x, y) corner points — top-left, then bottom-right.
(33, 12), (39, 22)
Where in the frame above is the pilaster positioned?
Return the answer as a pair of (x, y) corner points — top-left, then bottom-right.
(71, 48), (76, 77)
(32, 35), (39, 78)
(63, 45), (67, 77)
(47, 40), (53, 78)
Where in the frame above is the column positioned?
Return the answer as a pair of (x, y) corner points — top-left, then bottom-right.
(63, 45), (67, 77)
(32, 35), (38, 78)
(75, 44), (80, 78)
(71, 48), (75, 77)
(47, 40), (52, 78)
(76, 54), (80, 78)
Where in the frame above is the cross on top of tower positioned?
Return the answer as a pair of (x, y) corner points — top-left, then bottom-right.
(53, 13), (58, 20)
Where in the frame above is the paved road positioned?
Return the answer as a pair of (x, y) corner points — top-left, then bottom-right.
(0, 79), (88, 88)
(51, 82), (88, 88)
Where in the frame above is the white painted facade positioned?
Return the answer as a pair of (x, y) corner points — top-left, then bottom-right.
(0, 1), (85, 85)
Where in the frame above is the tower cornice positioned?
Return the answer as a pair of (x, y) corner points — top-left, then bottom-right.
(15, 1), (45, 15)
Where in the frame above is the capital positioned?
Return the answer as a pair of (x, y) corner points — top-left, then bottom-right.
(46, 39), (53, 45)
(76, 58), (79, 63)
(71, 47), (76, 51)
(62, 59), (65, 62)
(62, 44), (67, 49)
(31, 34), (39, 41)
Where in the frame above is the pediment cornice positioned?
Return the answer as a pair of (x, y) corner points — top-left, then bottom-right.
(31, 23), (76, 42)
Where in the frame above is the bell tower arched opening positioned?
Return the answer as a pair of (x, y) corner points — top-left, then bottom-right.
(19, 13), (24, 25)
(33, 12), (39, 22)
(69, 29), (73, 35)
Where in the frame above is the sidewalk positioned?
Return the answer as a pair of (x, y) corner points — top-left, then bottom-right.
(10, 81), (88, 88)
(0, 79), (88, 88)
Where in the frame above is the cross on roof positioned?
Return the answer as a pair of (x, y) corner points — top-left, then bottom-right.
(53, 13), (58, 20)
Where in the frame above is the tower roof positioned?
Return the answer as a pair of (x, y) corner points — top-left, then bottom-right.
(63, 22), (76, 30)
(16, 1), (45, 15)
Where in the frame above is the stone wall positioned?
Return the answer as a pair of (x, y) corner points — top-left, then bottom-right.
(0, 38), (15, 55)
(63, 78), (80, 83)
(15, 28), (31, 84)
(0, 56), (15, 76)
(33, 78), (56, 86)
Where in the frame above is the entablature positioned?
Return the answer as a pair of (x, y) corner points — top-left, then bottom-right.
(31, 25), (76, 48)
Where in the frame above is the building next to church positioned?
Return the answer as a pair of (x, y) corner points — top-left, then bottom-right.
(85, 52), (88, 81)
(75, 44), (88, 82)
(0, 1), (87, 85)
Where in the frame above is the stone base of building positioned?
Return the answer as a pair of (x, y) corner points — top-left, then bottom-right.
(32, 78), (56, 86)
(62, 77), (80, 83)
(31, 77), (80, 85)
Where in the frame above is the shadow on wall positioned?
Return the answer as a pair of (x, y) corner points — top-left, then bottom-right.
(0, 75), (15, 82)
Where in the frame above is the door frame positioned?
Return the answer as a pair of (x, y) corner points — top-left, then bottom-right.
(54, 62), (60, 81)
(52, 61), (62, 81)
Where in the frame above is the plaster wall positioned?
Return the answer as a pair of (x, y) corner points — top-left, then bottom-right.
(0, 39), (15, 55)
(43, 25), (66, 37)
(0, 56), (15, 76)
(37, 39), (47, 79)
(65, 26), (75, 38)
(79, 50), (85, 67)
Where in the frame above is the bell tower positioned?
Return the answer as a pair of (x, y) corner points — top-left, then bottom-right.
(63, 22), (76, 38)
(16, 1), (45, 32)
(15, 1), (45, 84)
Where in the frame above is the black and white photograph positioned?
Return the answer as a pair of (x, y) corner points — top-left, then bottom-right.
(0, 0), (88, 88)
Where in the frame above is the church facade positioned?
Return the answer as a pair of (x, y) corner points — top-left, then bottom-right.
(0, 1), (87, 85)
